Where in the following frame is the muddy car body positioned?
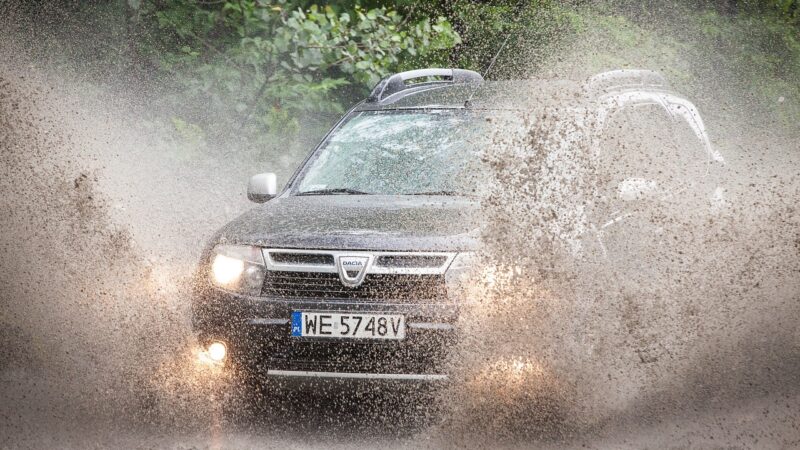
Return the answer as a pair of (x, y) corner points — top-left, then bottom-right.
(191, 68), (724, 387)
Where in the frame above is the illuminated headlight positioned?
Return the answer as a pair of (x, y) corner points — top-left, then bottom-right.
(207, 341), (227, 362)
(212, 255), (244, 284)
(209, 244), (266, 295)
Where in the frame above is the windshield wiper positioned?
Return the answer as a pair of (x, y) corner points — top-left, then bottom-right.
(407, 190), (462, 196)
(297, 188), (372, 196)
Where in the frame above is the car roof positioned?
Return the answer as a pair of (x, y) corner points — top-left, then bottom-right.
(348, 72), (723, 164)
(353, 79), (585, 112)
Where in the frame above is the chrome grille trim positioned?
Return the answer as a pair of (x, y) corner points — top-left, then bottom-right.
(265, 370), (448, 381)
(407, 322), (454, 331)
(263, 249), (456, 275)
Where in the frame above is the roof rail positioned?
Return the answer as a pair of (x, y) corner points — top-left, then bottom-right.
(366, 68), (483, 103)
(585, 69), (669, 93)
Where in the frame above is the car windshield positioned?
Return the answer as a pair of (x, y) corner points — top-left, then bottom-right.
(295, 110), (486, 196)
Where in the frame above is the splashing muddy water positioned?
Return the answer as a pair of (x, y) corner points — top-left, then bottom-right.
(2, 9), (800, 450)
(434, 79), (800, 446)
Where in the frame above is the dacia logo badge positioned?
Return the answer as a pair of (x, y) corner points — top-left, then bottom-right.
(337, 255), (370, 287)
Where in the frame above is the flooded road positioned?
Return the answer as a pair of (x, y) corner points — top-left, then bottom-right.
(2, 366), (798, 448)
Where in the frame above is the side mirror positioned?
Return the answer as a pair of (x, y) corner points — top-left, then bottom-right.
(247, 172), (278, 203)
(617, 177), (658, 202)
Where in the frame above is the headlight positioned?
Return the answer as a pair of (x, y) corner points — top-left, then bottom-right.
(206, 341), (227, 362)
(212, 254), (245, 284)
(209, 244), (266, 295)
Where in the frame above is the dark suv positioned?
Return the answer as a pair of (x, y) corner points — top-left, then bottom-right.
(192, 69), (485, 383)
(191, 68), (725, 385)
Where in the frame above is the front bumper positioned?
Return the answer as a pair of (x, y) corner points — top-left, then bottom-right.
(192, 288), (459, 380)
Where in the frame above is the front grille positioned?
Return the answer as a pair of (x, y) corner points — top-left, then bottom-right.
(262, 271), (448, 301)
(269, 252), (334, 266)
(374, 254), (449, 269)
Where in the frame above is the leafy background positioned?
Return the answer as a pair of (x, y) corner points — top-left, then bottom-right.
(5, 0), (799, 165)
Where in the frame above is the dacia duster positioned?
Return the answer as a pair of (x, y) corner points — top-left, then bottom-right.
(191, 68), (724, 387)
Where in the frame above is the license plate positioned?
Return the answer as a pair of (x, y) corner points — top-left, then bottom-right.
(291, 311), (405, 340)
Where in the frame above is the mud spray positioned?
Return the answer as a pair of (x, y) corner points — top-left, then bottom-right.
(2, 3), (799, 449)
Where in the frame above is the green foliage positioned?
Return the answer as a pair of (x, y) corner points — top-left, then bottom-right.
(18, 0), (798, 159)
(749, 0), (800, 24)
(409, 0), (576, 79)
(555, 5), (800, 130)
(697, 10), (800, 125)
(133, 0), (459, 158)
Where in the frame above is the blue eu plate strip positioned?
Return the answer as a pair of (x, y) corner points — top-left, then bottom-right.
(291, 311), (302, 336)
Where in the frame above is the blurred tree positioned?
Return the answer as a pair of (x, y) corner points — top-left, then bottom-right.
(129, 0), (459, 157)
(396, 0), (577, 79)
(6, 0), (797, 157)
(702, 0), (798, 23)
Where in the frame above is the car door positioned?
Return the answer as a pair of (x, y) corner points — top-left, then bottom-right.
(589, 99), (722, 274)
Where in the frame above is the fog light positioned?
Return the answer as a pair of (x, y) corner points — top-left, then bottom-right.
(207, 341), (227, 362)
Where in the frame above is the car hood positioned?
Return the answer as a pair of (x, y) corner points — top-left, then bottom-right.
(215, 195), (481, 252)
